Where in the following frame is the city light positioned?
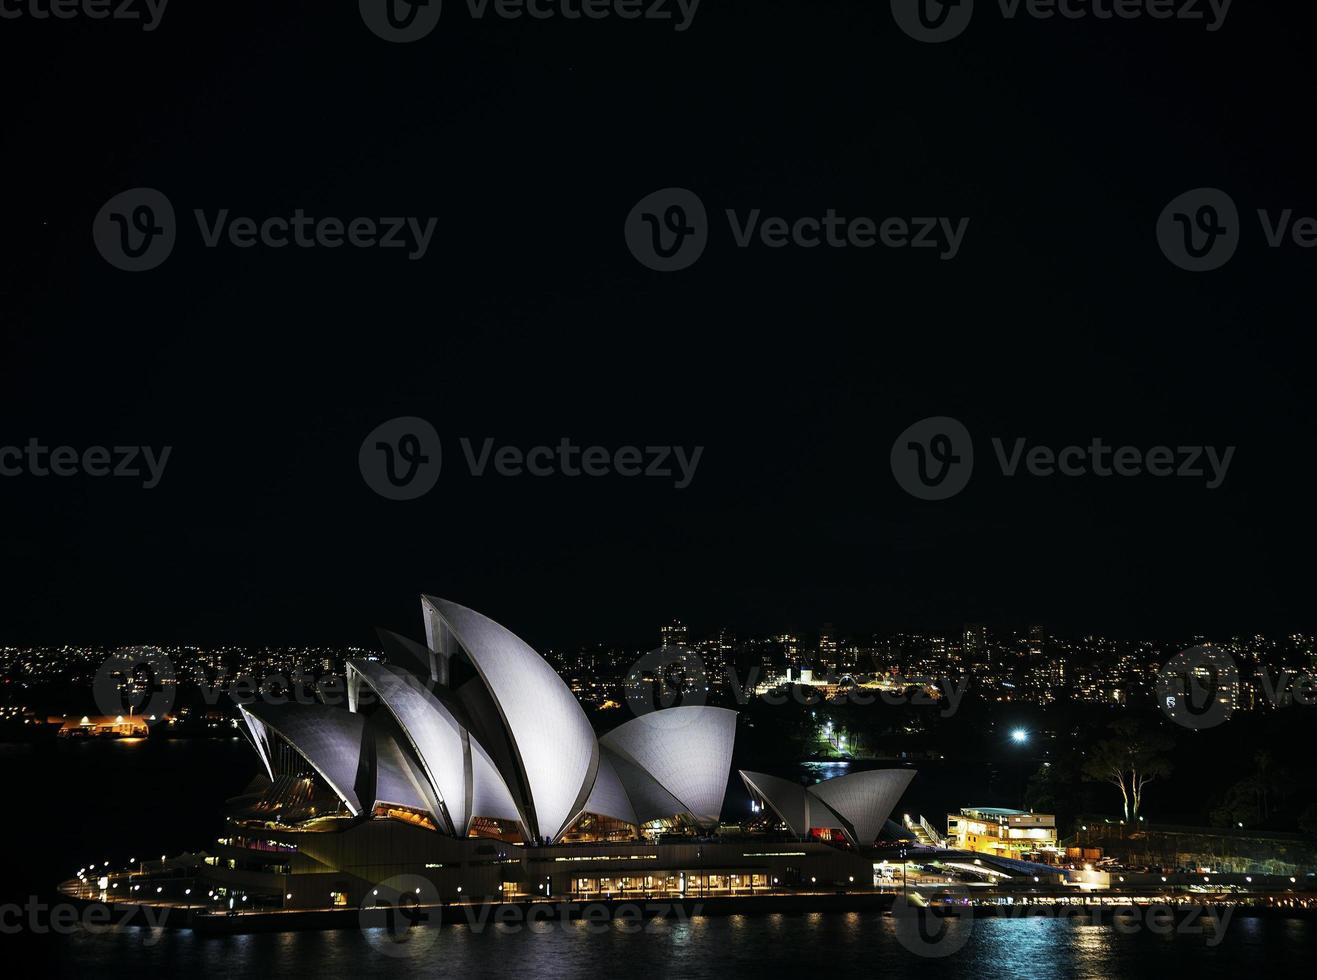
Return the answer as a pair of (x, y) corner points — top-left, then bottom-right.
(1010, 728), (1029, 744)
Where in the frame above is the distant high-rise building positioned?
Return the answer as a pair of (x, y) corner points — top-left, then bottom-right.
(1049, 657), (1067, 689)
(660, 620), (688, 650)
(775, 634), (801, 668)
(715, 628), (734, 667)
(964, 624), (989, 664)
(818, 624), (838, 668)
(1028, 624), (1044, 660)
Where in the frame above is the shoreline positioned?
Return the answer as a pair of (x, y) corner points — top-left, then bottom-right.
(54, 889), (1317, 935)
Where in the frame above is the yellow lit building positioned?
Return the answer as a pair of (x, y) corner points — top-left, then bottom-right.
(946, 807), (1057, 858)
(56, 714), (151, 737)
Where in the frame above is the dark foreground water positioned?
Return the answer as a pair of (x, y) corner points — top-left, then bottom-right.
(7, 739), (1316, 979)
(44, 910), (1317, 980)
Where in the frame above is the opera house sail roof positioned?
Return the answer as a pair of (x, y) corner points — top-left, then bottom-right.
(236, 597), (742, 844)
(738, 768), (917, 846)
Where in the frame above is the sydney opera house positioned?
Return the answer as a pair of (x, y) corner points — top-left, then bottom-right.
(207, 598), (916, 908)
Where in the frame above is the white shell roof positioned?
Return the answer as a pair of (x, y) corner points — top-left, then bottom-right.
(805, 768), (916, 845)
(349, 659), (469, 835)
(601, 747), (687, 824)
(423, 597), (597, 842)
(582, 750), (639, 826)
(469, 732), (522, 828)
(739, 770), (809, 837)
(599, 706), (738, 828)
(373, 727), (442, 819)
(240, 702), (368, 816)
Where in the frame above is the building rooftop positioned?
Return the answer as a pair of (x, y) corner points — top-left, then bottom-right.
(961, 807), (1030, 816)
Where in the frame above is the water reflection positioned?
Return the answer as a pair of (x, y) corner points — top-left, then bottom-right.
(50, 912), (1317, 980)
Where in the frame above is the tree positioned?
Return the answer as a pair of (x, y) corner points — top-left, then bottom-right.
(1210, 750), (1293, 828)
(1025, 763), (1062, 814)
(1298, 803), (1317, 838)
(1081, 719), (1174, 821)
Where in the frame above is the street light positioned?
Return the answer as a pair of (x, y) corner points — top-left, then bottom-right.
(1010, 729), (1029, 744)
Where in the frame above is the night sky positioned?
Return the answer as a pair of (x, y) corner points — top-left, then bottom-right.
(2, 1), (1314, 648)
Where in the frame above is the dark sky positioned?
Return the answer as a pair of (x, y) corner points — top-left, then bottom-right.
(2, 1), (1313, 648)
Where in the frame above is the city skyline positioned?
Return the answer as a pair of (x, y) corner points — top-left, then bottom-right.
(5, 621), (1315, 722)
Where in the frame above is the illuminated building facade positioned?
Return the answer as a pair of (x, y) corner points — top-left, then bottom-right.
(946, 807), (1058, 858)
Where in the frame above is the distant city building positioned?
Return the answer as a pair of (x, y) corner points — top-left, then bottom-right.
(1028, 624), (1044, 659)
(818, 624), (838, 668)
(964, 624), (990, 665)
(660, 620), (688, 650)
(775, 633), (801, 669)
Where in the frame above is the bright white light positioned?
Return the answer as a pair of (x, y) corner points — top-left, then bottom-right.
(1010, 729), (1029, 744)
